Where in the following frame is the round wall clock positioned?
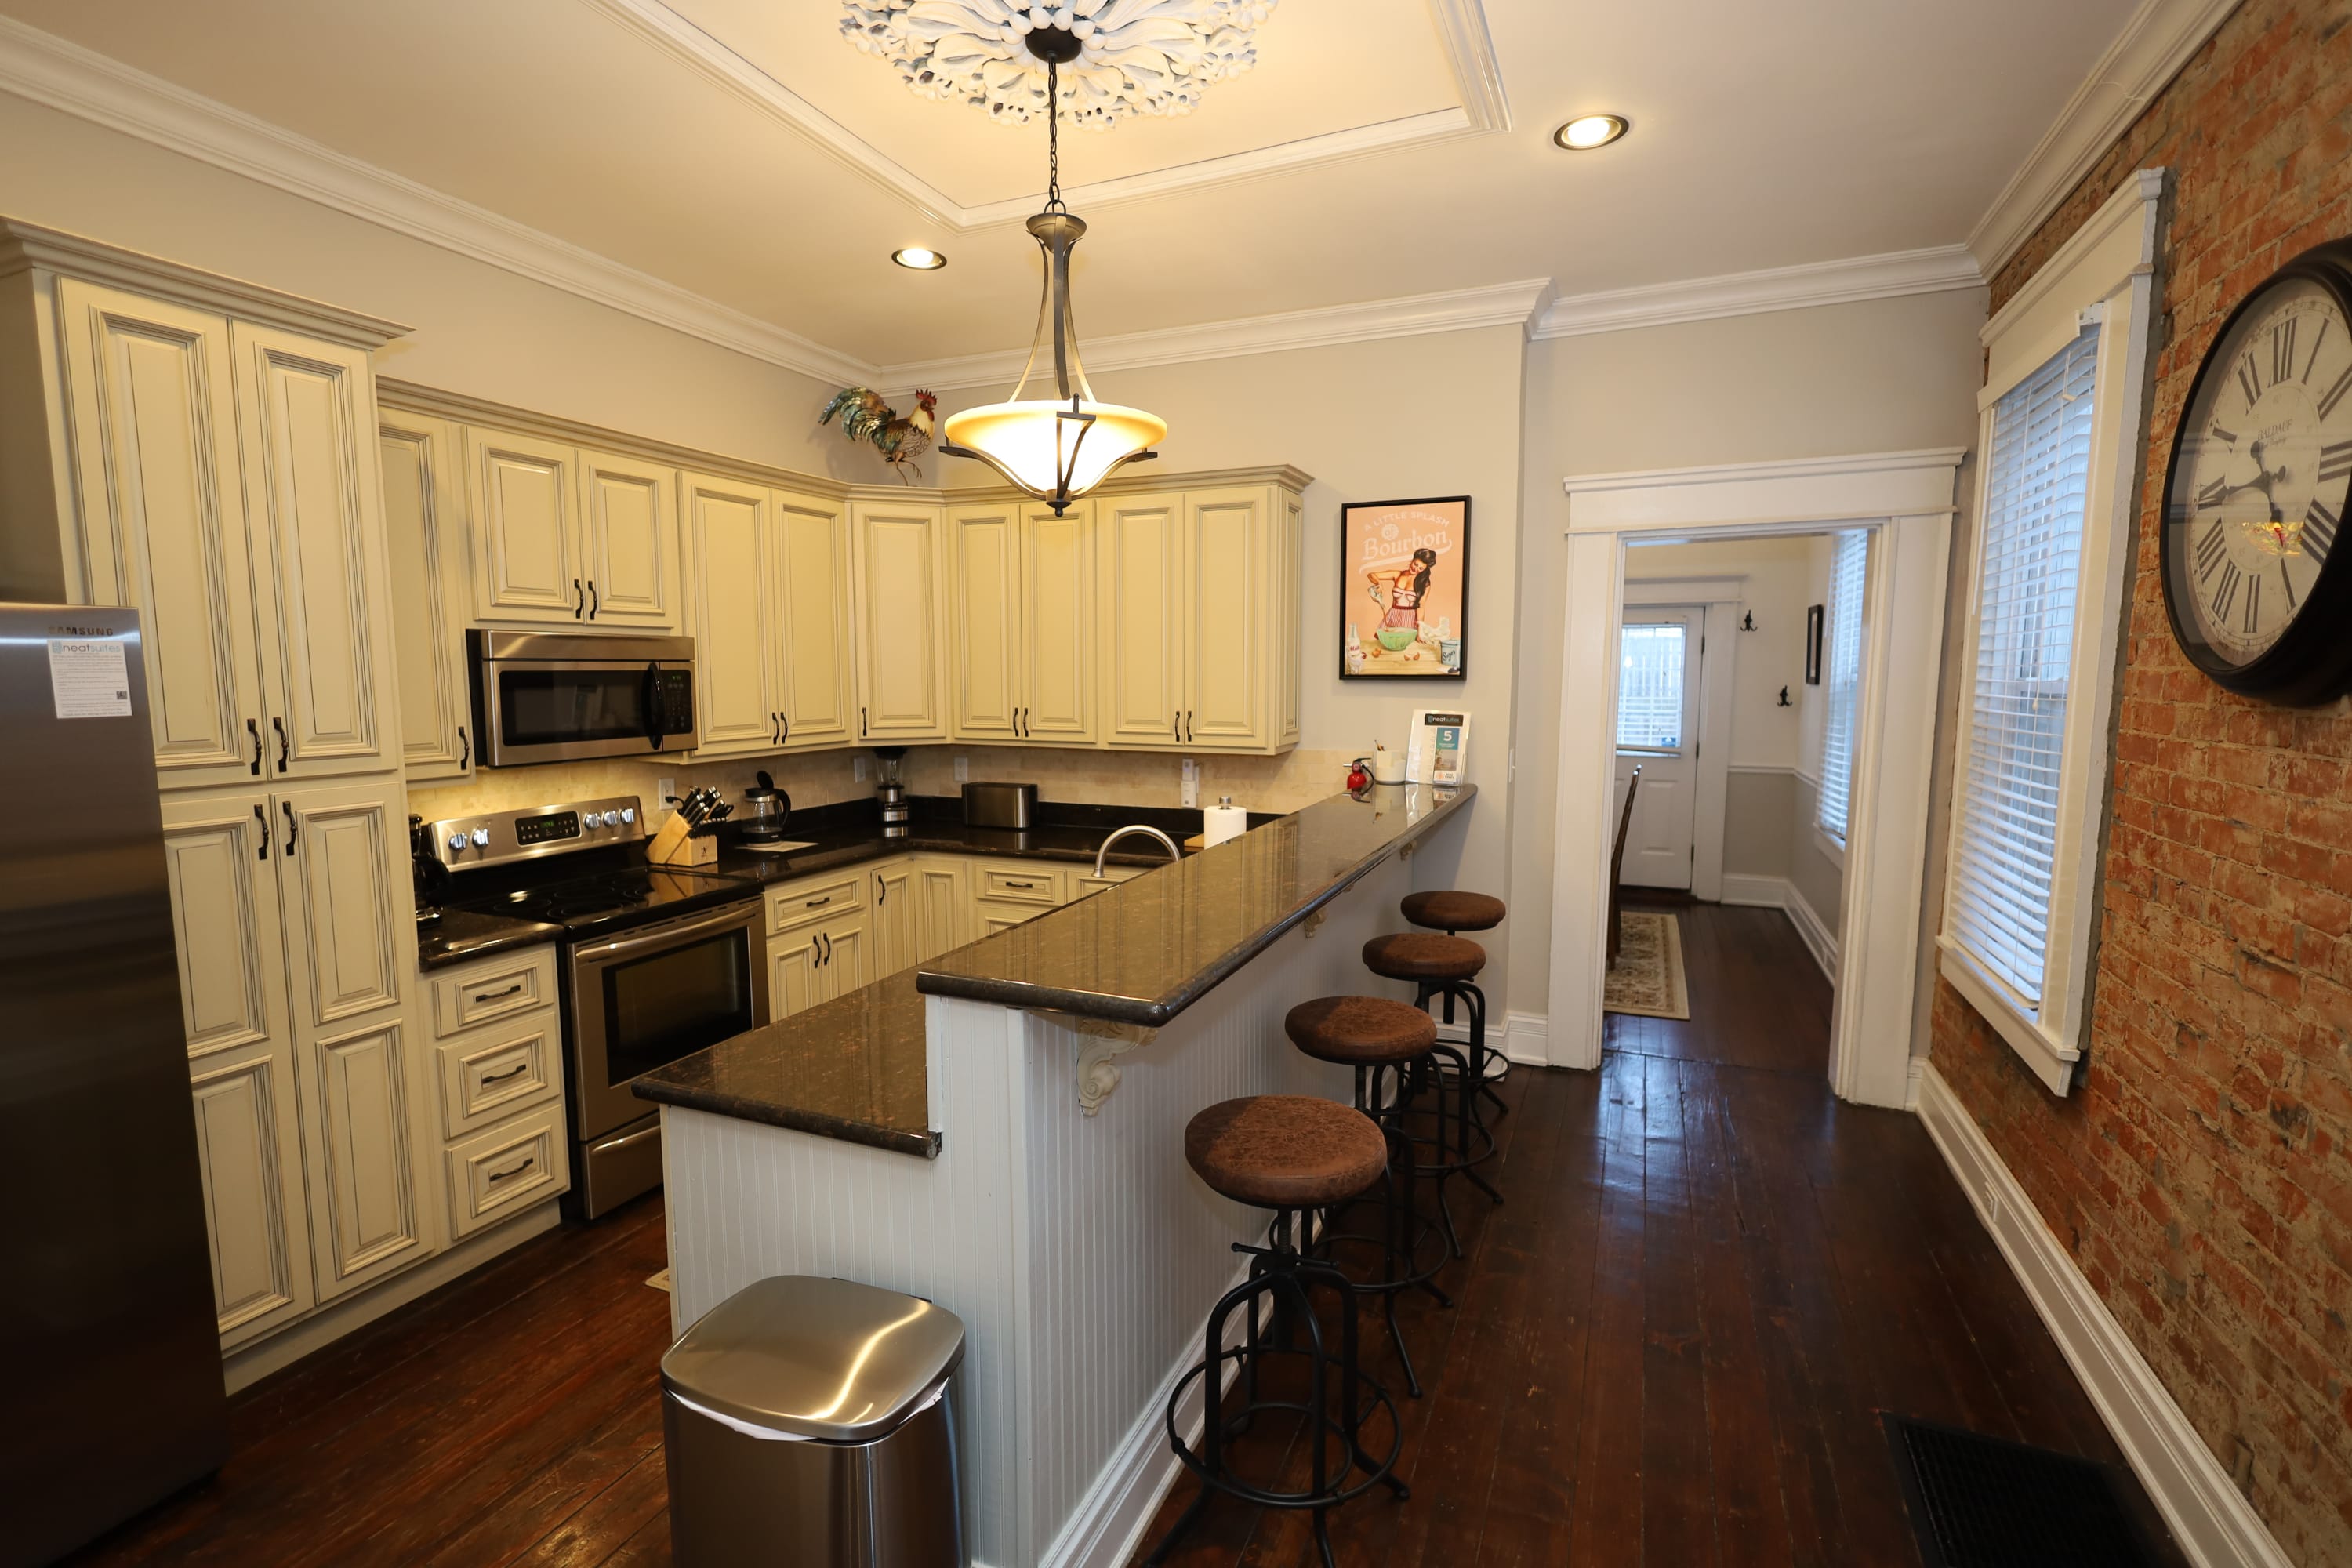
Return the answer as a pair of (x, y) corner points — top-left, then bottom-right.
(2159, 237), (2352, 704)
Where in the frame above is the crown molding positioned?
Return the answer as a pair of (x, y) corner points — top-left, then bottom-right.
(583, 0), (1506, 231)
(1531, 245), (1984, 341)
(882, 277), (1555, 392)
(1965, 0), (2235, 278)
(1564, 446), (1970, 495)
(0, 216), (410, 347)
(0, 13), (874, 386)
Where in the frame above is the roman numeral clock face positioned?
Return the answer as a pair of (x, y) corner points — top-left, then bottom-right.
(2164, 254), (2352, 702)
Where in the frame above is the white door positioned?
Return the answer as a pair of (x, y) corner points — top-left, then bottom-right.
(1614, 610), (1702, 890)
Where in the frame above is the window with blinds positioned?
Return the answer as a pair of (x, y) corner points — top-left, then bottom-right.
(1616, 622), (1688, 750)
(1948, 326), (2100, 1003)
(1816, 531), (1867, 843)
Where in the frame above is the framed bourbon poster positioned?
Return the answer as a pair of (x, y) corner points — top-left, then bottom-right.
(1341, 495), (1469, 679)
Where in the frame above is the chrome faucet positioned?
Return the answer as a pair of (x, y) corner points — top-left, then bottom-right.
(1094, 824), (1181, 878)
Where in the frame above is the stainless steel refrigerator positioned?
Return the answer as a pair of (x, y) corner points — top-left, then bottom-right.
(0, 604), (227, 1565)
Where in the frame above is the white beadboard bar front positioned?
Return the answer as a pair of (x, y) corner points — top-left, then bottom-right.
(657, 804), (1464, 1568)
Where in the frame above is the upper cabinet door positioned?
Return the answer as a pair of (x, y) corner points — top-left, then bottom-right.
(947, 503), (1022, 742)
(682, 474), (780, 758)
(773, 491), (858, 750)
(378, 412), (473, 781)
(851, 503), (948, 741)
(466, 427), (581, 623)
(579, 450), (680, 630)
(232, 324), (396, 779)
(1181, 487), (1269, 751)
(1022, 501), (1095, 743)
(1098, 492), (1185, 748)
(56, 280), (267, 790)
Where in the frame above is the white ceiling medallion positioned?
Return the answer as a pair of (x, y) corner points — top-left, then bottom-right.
(840, 1), (1278, 129)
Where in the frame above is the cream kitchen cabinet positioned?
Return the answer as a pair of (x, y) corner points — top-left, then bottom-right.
(1098, 491), (1187, 748)
(774, 490), (858, 750)
(379, 412), (473, 781)
(851, 500), (950, 741)
(683, 480), (858, 758)
(161, 774), (427, 1337)
(32, 276), (403, 789)
(871, 859), (921, 976)
(915, 858), (971, 961)
(768, 911), (870, 1021)
(463, 426), (681, 630)
(949, 500), (1097, 744)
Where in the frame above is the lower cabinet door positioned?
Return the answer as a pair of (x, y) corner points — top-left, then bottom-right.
(298, 1014), (427, 1301)
(872, 862), (920, 977)
(815, 914), (869, 1000)
(914, 861), (969, 962)
(189, 1040), (316, 1349)
(768, 929), (825, 1022)
(975, 899), (1039, 936)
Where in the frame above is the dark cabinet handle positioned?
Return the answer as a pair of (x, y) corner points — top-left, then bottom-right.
(281, 800), (297, 856)
(1184, 710), (1193, 742)
(273, 716), (290, 770)
(473, 982), (525, 1004)
(781, 714), (790, 745)
(586, 579), (599, 619)
(861, 706), (869, 737)
(487, 1154), (536, 1185)
(457, 724), (470, 769)
(253, 803), (269, 859)
(247, 717), (263, 775)
(479, 1061), (530, 1086)
(804, 895), (832, 909)
(572, 579), (584, 619)
(877, 874), (887, 905)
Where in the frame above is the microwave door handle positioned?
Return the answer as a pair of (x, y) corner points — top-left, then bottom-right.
(643, 662), (662, 748)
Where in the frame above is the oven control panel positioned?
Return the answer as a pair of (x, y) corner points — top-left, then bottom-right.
(426, 795), (647, 869)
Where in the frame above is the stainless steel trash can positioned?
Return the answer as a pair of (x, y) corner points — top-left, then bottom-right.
(661, 1276), (967, 1567)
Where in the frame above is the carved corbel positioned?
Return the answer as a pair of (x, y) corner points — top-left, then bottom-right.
(1029, 1011), (1160, 1114)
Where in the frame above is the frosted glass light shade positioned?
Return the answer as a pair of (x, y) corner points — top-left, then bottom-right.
(942, 397), (1166, 506)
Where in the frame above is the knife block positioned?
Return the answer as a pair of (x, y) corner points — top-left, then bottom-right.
(647, 814), (717, 867)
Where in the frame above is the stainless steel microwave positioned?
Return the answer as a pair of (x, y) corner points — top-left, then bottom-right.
(467, 630), (699, 767)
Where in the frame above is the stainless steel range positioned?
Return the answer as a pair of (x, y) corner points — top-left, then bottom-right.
(418, 796), (767, 1218)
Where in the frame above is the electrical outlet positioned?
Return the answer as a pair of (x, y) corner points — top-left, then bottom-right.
(1181, 757), (1199, 808)
(854, 756), (868, 782)
(953, 756), (970, 783)
(656, 775), (676, 815)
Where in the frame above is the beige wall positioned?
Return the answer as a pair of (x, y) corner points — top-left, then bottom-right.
(1512, 288), (1987, 1018)
(0, 93), (893, 484)
(931, 325), (1530, 1009)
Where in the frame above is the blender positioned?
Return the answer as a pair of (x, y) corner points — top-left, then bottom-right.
(873, 746), (909, 837)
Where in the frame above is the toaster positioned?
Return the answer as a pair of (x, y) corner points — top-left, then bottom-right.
(961, 782), (1039, 830)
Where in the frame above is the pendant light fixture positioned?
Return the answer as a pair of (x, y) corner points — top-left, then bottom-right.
(939, 41), (1165, 516)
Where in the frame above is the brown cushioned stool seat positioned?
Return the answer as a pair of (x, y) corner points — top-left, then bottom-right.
(1400, 891), (1505, 933)
(1185, 1095), (1388, 1210)
(1362, 932), (1486, 983)
(1285, 996), (1439, 1066)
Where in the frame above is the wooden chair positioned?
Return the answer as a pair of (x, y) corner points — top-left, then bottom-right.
(1607, 765), (1642, 968)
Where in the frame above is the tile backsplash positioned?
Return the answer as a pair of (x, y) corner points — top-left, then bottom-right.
(403, 746), (1360, 828)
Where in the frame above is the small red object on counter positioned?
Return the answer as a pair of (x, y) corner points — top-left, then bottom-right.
(1345, 757), (1371, 793)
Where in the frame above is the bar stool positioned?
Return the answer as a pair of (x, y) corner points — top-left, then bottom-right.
(1400, 891), (1508, 1120)
(1284, 996), (1454, 1396)
(1362, 934), (1502, 1249)
(1145, 1095), (1409, 1568)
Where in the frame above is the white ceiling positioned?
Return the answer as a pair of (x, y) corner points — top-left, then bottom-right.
(0, 0), (2141, 371)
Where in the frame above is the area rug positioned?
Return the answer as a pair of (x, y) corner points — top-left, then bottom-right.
(1604, 910), (1690, 1020)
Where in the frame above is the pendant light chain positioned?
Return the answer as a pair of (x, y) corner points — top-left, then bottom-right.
(1044, 58), (1065, 214)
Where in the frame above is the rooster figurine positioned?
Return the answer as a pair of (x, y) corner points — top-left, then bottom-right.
(818, 387), (937, 481)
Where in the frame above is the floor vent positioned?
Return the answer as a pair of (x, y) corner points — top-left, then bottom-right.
(1882, 1414), (2157, 1567)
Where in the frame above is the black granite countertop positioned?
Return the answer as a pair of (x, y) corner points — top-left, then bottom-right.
(631, 784), (1475, 1155)
(415, 907), (563, 971)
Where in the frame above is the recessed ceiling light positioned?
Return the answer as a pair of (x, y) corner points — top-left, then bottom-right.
(1553, 114), (1629, 151)
(892, 246), (947, 270)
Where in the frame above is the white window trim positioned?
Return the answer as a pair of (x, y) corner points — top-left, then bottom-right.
(1937, 167), (2166, 1096)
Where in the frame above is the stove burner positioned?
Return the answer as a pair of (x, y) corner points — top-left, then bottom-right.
(459, 863), (751, 935)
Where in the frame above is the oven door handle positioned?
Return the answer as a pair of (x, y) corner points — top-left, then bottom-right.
(569, 900), (759, 966)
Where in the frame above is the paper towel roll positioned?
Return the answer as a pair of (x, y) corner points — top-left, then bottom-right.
(1203, 797), (1248, 847)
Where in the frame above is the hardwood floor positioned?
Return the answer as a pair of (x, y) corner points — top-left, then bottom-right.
(69, 898), (2177, 1567)
(1133, 898), (2185, 1568)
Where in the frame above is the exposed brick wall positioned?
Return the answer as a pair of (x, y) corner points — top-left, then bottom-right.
(1929, 2), (2352, 1563)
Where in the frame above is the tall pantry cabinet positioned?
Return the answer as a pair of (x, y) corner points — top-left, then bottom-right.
(0, 220), (434, 1355)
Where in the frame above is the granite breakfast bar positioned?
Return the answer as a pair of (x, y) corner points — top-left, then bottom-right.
(635, 782), (1477, 1568)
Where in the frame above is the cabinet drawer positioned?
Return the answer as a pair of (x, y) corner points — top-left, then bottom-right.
(980, 866), (1064, 906)
(767, 873), (867, 935)
(445, 1105), (568, 1240)
(430, 947), (558, 1038)
(436, 1021), (560, 1139)
(975, 899), (1047, 935)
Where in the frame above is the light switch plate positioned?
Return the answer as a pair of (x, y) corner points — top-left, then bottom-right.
(855, 757), (868, 782)
(656, 775), (676, 816)
(1181, 757), (1199, 808)
(954, 756), (970, 783)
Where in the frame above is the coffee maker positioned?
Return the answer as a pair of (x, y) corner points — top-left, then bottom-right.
(873, 746), (909, 837)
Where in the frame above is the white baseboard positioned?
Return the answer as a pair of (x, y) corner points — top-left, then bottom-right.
(1430, 1009), (1552, 1069)
(1718, 874), (1839, 983)
(222, 1200), (562, 1393)
(1040, 1261), (1261, 1568)
(1914, 1064), (2292, 1568)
